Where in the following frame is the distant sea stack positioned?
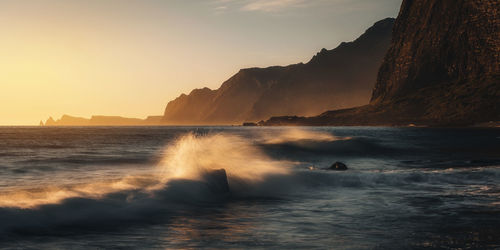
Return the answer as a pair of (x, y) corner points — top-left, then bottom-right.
(262, 0), (500, 126)
(162, 18), (395, 125)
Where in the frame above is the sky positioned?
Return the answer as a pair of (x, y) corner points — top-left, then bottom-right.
(0, 0), (401, 125)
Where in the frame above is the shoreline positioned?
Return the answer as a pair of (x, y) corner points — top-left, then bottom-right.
(1, 123), (499, 128)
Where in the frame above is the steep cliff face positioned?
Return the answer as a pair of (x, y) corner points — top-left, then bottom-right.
(373, 0), (499, 102)
(262, 0), (500, 126)
(370, 0), (500, 124)
(162, 87), (216, 124)
(162, 18), (395, 125)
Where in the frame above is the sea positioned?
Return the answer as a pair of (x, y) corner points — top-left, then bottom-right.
(0, 126), (499, 249)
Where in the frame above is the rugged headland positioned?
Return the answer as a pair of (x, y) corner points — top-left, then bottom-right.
(42, 115), (163, 126)
(261, 0), (499, 126)
(161, 18), (395, 125)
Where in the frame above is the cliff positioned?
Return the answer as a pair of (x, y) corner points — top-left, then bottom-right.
(162, 18), (395, 125)
(262, 0), (499, 126)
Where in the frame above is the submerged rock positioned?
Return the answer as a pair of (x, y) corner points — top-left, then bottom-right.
(202, 169), (230, 193)
(327, 162), (348, 171)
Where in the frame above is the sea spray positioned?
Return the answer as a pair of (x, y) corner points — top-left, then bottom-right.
(157, 132), (289, 185)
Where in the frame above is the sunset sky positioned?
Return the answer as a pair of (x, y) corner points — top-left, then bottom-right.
(0, 0), (401, 125)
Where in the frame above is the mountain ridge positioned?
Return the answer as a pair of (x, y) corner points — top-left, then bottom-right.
(162, 18), (395, 125)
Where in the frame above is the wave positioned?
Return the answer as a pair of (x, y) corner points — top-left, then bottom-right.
(259, 137), (404, 162)
(0, 132), (293, 235)
(0, 132), (291, 209)
(255, 128), (345, 144)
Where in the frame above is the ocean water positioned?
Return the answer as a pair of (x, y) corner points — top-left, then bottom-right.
(0, 126), (499, 249)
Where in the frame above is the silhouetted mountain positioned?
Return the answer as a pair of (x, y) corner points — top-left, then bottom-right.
(43, 115), (163, 126)
(161, 87), (217, 125)
(162, 18), (395, 125)
(262, 0), (499, 126)
(44, 117), (56, 126)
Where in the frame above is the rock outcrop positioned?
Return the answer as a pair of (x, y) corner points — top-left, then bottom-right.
(203, 169), (230, 194)
(162, 18), (395, 125)
(327, 162), (348, 171)
(262, 0), (499, 126)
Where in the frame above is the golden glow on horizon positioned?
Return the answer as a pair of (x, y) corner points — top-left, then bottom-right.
(0, 0), (400, 125)
(0, 13), (206, 125)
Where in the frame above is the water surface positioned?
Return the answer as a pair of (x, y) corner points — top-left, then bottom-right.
(0, 126), (499, 249)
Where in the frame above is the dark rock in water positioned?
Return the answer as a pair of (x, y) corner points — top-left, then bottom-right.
(327, 162), (348, 171)
(202, 169), (230, 193)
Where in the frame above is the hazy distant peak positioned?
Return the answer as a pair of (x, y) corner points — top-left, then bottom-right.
(42, 114), (163, 126)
